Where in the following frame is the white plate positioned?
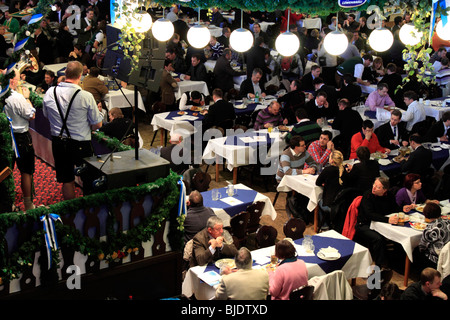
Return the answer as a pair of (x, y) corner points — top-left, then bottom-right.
(431, 146), (442, 151)
(441, 144), (450, 149)
(234, 104), (246, 109)
(215, 258), (235, 269)
(317, 250), (341, 261)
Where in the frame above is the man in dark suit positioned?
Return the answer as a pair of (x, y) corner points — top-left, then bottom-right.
(183, 190), (215, 242)
(173, 13), (190, 43)
(217, 27), (231, 48)
(190, 216), (238, 267)
(76, 8), (95, 46)
(380, 63), (404, 109)
(245, 36), (270, 88)
(239, 68), (266, 99)
(209, 7), (225, 27)
(375, 109), (409, 150)
(203, 88), (236, 131)
(312, 77), (339, 118)
(48, 2), (63, 23)
(424, 111), (450, 143)
(338, 73), (362, 105)
(300, 65), (321, 92)
(184, 53), (208, 82)
(213, 48), (245, 95)
(304, 91), (331, 122)
(400, 134), (433, 178)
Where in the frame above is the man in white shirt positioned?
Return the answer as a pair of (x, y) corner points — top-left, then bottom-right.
(166, 5), (179, 22)
(401, 90), (426, 132)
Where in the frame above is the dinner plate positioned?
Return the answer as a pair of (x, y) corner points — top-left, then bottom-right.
(431, 146), (442, 152)
(317, 250), (341, 261)
(215, 258), (236, 269)
(410, 222), (427, 231)
(415, 205), (425, 213)
(440, 144), (450, 149)
(234, 104), (247, 109)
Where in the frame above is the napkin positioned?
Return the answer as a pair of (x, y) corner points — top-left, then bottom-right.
(220, 197), (244, 206)
(239, 137), (255, 143)
(318, 246), (340, 258)
(378, 159), (392, 166)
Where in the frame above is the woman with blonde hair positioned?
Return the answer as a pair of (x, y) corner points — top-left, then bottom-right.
(316, 150), (347, 230)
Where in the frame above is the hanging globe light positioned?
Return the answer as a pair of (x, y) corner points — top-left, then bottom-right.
(275, 32), (300, 56)
(230, 28), (254, 52)
(436, 20), (450, 41)
(187, 24), (211, 48)
(399, 23), (423, 46)
(152, 18), (174, 41)
(133, 10), (153, 33)
(369, 27), (393, 52)
(323, 30), (348, 55)
(274, 9), (300, 56)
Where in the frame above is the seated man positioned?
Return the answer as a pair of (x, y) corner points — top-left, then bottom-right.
(401, 267), (448, 300)
(253, 100), (288, 130)
(37, 70), (57, 94)
(276, 135), (319, 182)
(202, 88), (236, 131)
(184, 53), (208, 82)
(399, 134), (432, 178)
(304, 91), (331, 123)
(338, 73), (362, 105)
(375, 109), (409, 150)
(350, 119), (390, 159)
(178, 90), (206, 111)
(215, 247), (269, 300)
(424, 111), (450, 143)
(81, 66), (109, 105)
(277, 79), (306, 125)
(306, 130), (334, 167)
(99, 107), (134, 142)
(184, 190), (215, 242)
(365, 82), (395, 111)
(402, 90), (426, 132)
(239, 68), (266, 99)
(285, 108), (322, 145)
(191, 216), (238, 267)
(159, 133), (189, 174)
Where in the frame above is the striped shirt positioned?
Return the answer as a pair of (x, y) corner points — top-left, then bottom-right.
(276, 148), (318, 182)
(284, 119), (322, 145)
(253, 107), (283, 130)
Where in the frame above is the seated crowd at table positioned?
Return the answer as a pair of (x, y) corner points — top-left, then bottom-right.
(2, 1), (450, 301)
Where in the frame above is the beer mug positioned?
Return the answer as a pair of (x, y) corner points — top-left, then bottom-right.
(212, 189), (222, 201)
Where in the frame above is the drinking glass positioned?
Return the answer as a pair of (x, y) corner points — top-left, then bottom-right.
(212, 189), (222, 201)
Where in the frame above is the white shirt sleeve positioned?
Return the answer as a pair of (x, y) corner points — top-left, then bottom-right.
(178, 93), (188, 110)
(354, 64), (364, 79)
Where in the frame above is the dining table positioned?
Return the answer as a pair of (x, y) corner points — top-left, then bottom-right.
(203, 127), (287, 184)
(370, 201), (450, 287)
(174, 78), (210, 101)
(201, 183), (277, 227)
(182, 229), (373, 300)
(276, 174), (324, 233)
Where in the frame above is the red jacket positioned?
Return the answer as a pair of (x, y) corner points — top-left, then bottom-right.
(342, 196), (362, 240)
(349, 132), (386, 159)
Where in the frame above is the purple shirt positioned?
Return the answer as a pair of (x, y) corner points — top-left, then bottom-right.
(365, 90), (395, 111)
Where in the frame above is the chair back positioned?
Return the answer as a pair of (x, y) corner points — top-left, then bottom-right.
(246, 201), (265, 234)
(283, 218), (306, 240)
(438, 242), (450, 279)
(152, 101), (166, 114)
(289, 285), (314, 300)
(230, 211), (250, 242)
(255, 225), (277, 248)
(342, 195), (362, 240)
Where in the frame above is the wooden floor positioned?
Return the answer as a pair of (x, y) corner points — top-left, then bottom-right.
(138, 115), (420, 291)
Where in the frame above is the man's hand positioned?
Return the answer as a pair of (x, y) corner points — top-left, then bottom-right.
(283, 118), (288, 125)
(388, 215), (399, 225)
(303, 167), (315, 174)
(390, 139), (400, 146)
(365, 130), (372, 140)
(327, 140), (334, 150)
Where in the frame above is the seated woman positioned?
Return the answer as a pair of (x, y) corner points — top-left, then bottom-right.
(396, 173), (440, 212)
(267, 239), (308, 300)
(414, 202), (450, 269)
(342, 146), (380, 195)
(316, 150), (347, 229)
(353, 177), (400, 268)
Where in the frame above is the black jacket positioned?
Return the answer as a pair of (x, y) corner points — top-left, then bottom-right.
(375, 120), (409, 149)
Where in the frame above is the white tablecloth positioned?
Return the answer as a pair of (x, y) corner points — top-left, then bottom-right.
(175, 80), (210, 100)
(43, 63), (68, 75)
(208, 25), (223, 37)
(151, 111), (202, 138)
(302, 18), (322, 30)
(182, 230), (372, 300)
(276, 174), (323, 212)
(202, 128), (285, 172)
(426, 100), (450, 121)
(104, 88), (146, 112)
(204, 184), (277, 227)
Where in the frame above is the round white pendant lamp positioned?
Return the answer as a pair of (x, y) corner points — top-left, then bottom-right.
(399, 23), (423, 46)
(151, 8), (174, 41)
(275, 9), (300, 56)
(133, 10), (153, 33)
(369, 27), (393, 52)
(187, 8), (211, 48)
(436, 20), (450, 41)
(230, 28), (254, 52)
(323, 30), (348, 55)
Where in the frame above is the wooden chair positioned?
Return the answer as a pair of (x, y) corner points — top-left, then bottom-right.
(283, 218), (306, 240)
(150, 101), (166, 146)
(246, 201), (265, 234)
(255, 225), (277, 248)
(230, 211), (250, 247)
(289, 285), (315, 300)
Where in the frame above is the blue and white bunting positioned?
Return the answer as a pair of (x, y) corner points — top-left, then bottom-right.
(5, 62), (16, 75)
(431, 0), (449, 42)
(0, 84), (9, 98)
(27, 13), (43, 25)
(40, 213), (62, 269)
(13, 37), (29, 52)
(177, 177), (187, 217)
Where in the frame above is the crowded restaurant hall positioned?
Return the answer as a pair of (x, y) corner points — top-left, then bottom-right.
(0, 0), (450, 302)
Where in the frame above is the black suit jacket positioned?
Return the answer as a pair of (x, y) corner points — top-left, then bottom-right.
(239, 78), (265, 99)
(424, 120), (447, 143)
(300, 72), (315, 92)
(339, 82), (362, 105)
(401, 145), (433, 177)
(314, 84), (339, 117)
(245, 45), (270, 85)
(213, 55), (243, 93)
(304, 98), (332, 122)
(375, 121), (409, 149)
(203, 99), (236, 130)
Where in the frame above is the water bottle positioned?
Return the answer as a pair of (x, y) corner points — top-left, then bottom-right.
(255, 91), (259, 103)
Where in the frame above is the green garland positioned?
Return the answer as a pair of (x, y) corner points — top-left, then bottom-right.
(92, 130), (134, 152)
(0, 171), (184, 285)
(0, 113), (15, 211)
